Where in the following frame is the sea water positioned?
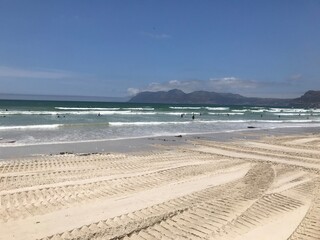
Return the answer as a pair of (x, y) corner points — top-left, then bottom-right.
(1, 99), (320, 146)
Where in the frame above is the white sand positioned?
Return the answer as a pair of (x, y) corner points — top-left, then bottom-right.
(1, 133), (320, 240)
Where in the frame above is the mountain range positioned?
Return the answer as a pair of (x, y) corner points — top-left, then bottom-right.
(129, 89), (320, 107)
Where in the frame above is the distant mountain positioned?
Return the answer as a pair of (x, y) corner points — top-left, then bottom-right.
(290, 90), (320, 108)
(129, 89), (292, 106)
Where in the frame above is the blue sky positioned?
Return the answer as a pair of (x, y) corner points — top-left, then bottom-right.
(0, 0), (319, 98)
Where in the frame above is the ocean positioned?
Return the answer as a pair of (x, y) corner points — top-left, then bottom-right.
(1, 99), (320, 146)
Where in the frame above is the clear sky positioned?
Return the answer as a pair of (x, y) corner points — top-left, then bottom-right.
(0, 0), (319, 98)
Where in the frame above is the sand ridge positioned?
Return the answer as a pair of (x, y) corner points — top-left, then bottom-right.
(0, 134), (320, 239)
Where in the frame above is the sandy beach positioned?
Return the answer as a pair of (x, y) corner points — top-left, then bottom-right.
(1, 131), (320, 240)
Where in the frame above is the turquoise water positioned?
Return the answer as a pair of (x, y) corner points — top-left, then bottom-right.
(1, 99), (320, 146)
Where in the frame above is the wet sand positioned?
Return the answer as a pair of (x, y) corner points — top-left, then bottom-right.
(1, 129), (320, 239)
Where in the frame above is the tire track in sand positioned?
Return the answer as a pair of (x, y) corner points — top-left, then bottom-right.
(0, 151), (217, 191)
(39, 163), (274, 240)
(0, 161), (240, 222)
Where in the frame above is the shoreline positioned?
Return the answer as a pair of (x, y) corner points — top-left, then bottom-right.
(1, 125), (319, 160)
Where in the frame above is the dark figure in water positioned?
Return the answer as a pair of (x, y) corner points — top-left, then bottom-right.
(261, 114), (263, 118)
(97, 113), (101, 117)
(192, 113), (195, 120)
(180, 113), (184, 118)
(5, 109), (8, 111)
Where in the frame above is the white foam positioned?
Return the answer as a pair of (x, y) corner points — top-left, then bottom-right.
(205, 107), (229, 111)
(55, 107), (120, 110)
(0, 111), (59, 115)
(232, 109), (248, 112)
(269, 108), (311, 113)
(169, 106), (202, 110)
(250, 109), (266, 113)
(0, 124), (62, 131)
(122, 107), (155, 111)
(55, 107), (154, 111)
